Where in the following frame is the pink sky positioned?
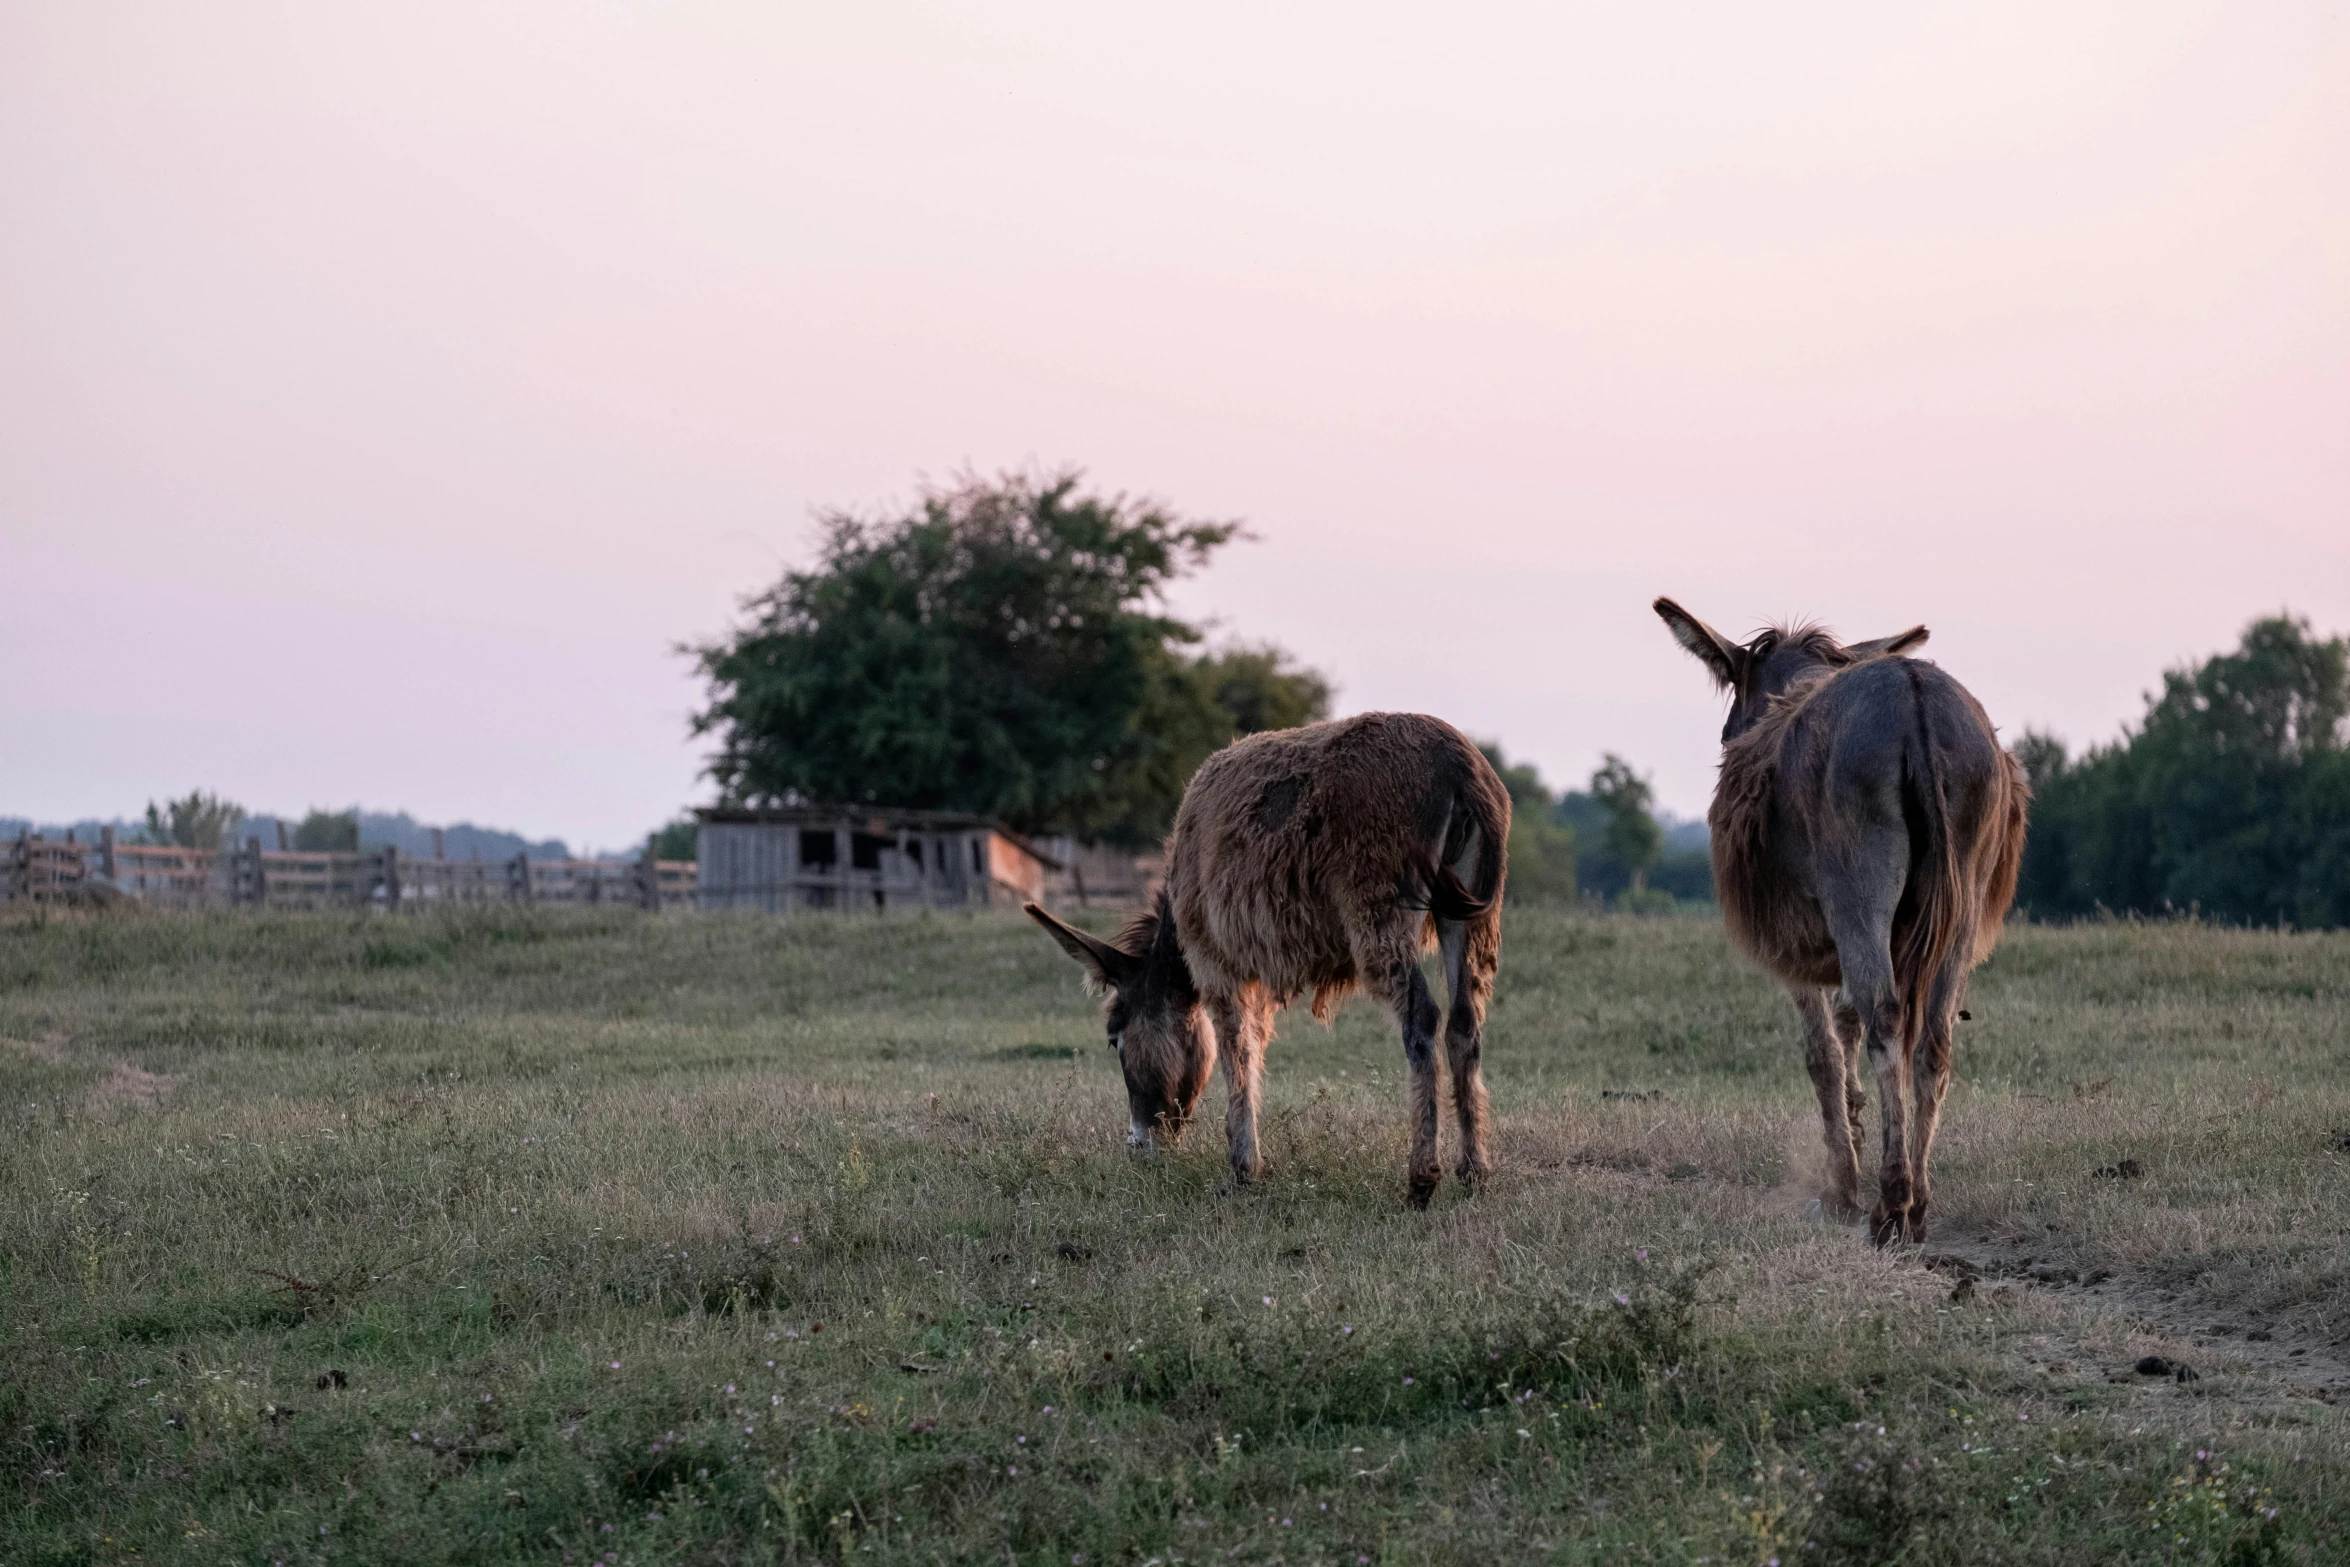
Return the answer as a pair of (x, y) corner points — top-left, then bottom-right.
(5, 3), (2346, 849)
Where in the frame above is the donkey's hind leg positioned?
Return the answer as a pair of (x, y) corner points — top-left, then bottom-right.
(1903, 935), (1974, 1241)
(1365, 950), (1445, 1207)
(1790, 985), (1862, 1220)
(1828, 911), (1913, 1246)
(1437, 913), (1496, 1191)
(1832, 992), (1869, 1145)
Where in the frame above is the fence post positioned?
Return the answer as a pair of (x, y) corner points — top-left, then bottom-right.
(381, 846), (402, 910)
(512, 853), (532, 903)
(638, 845), (659, 912)
(100, 825), (117, 885)
(245, 836), (266, 906)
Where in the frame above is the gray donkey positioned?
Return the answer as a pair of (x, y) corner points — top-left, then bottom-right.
(1654, 599), (2028, 1244)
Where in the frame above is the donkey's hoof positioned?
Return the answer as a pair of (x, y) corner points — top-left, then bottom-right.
(1867, 1206), (1913, 1247)
(1455, 1162), (1492, 1195)
(1405, 1173), (1441, 1209)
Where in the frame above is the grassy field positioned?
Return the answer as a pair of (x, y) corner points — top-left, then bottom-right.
(3, 904), (2347, 1566)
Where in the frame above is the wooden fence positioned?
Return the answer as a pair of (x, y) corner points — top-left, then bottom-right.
(3, 829), (694, 913)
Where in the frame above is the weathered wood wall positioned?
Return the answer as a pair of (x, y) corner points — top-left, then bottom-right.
(694, 817), (1044, 912)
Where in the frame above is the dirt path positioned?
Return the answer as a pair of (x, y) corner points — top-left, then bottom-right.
(1919, 1235), (2350, 1404)
(5, 1031), (187, 1116)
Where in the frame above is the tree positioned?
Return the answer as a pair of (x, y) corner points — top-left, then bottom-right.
(143, 790), (243, 850)
(2016, 614), (2350, 928)
(1065, 642), (1333, 845)
(292, 809), (359, 852)
(648, 818), (699, 861)
(1475, 742), (1578, 903)
(1190, 645), (1332, 737)
(1589, 754), (1664, 892)
(688, 470), (1329, 846)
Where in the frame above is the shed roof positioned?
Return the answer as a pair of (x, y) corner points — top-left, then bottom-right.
(693, 806), (1060, 869)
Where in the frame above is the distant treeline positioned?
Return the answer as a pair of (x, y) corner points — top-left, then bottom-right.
(2, 801), (572, 862)
(2017, 614), (2349, 930)
(1476, 613), (2350, 927)
(1479, 745), (1713, 909)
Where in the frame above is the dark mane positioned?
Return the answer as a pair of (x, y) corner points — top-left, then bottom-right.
(1751, 620), (1853, 666)
(1112, 902), (1160, 960)
(1116, 888), (1195, 1007)
(1708, 671), (1832, 972)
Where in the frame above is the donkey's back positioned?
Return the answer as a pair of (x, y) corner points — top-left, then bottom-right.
(1716, 656), (2024, 987)
(1168, 711), (1504, 1002)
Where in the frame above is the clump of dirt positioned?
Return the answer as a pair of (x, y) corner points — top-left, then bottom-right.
(88, 1062), (183, 1113)
(8, 1034), (183, 1114)
(3, 1032), (73, 1064)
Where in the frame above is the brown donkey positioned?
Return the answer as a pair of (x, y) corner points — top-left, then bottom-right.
(1026, 711), (1510, 1206)
(1654, 599), (2028, 1244)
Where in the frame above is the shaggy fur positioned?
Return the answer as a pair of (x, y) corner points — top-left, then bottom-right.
(1657, 598), (2029, 1244)
(1028, 711), (1510, 1206)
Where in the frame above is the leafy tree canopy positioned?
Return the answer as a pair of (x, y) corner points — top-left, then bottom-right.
(143, 790), (243, 850)
(2017, 613), (2350, 928)
(648, 818), (699, 861)
(292, 810), (359, 853)
(1589, 753), (1665, 887)
(689, 470), (1330, 845)
(1192, 645), (1333, 737)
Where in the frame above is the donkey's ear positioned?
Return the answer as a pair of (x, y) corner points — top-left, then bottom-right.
(1024, 903), (1136, 993)
(1850, 625), (1929, 660)
(1653, 597), (1743, 689)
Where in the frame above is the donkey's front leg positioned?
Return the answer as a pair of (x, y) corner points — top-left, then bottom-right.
(1208, 993), (1265, 1184)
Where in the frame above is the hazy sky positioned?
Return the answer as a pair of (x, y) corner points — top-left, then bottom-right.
(5, 3), (2345, 849)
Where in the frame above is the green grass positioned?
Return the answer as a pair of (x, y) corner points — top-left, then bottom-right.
(3, 904), (2347, 1565)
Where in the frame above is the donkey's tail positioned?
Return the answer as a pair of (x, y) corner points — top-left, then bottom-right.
(1895, 663), (1967, 1045)
(1416, 757), (1512, 922)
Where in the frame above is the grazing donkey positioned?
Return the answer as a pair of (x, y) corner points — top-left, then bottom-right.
(1653, 599), (2028, 1244)
(1026, 712), (1510, 1207)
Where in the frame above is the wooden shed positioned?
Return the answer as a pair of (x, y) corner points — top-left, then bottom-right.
(693, 807), (1060, 913)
